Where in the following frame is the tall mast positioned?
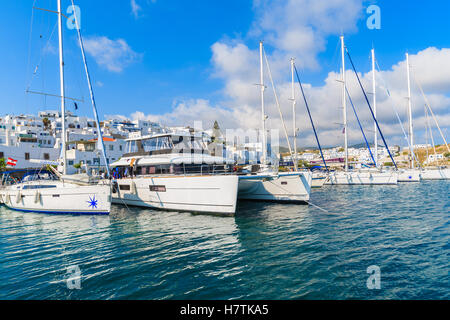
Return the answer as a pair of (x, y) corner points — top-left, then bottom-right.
(70, 0), (111, 177)
(290, 58), (298, 171)
(259, 41), (267, 165)
(406, 53), (414, 169)
(424, 105), (429, 165)
(371, 48), (378, 168)
(57, 0), (67, 175)
(340, 36), (348, 172)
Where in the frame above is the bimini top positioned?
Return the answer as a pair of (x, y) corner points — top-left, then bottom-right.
(110, 153), (235, 167)
(125, 130), (205, 142)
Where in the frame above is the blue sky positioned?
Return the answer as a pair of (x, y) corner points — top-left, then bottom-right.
(1, 0), (449, 147)
(0, 0), (253, 116)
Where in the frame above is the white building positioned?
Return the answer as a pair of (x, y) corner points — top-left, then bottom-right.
(66, 137), (126, 174)
(426, 153), (444, 164)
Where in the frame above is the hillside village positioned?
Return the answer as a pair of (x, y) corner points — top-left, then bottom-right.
(0, 112), (448, 173)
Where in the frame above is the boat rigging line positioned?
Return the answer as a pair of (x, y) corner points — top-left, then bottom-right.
(345, 47), (398, 170)
(293, 64), (329, 172)
(345, 86), (377, 166)
(71, 0), (111, 178)
(262, 45), (297, 171)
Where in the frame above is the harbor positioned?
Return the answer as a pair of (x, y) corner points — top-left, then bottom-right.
(0, 180), (448, 299)
(0, 0), (449, 303)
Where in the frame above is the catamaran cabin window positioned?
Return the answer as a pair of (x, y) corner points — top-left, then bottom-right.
(126, 140), (138, 153)
(141, 136), (172, 152)
(136, 165), (170, 175)
(23, 185), (57, 190)
(149, 185), (166, 192)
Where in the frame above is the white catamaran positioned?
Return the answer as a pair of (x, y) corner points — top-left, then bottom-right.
(110, 131), (239, 215)
(237, 42), (312, 202)
(1, 0), (111, 215)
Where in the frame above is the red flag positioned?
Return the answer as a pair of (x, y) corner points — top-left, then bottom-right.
(7, 158), (18, 167)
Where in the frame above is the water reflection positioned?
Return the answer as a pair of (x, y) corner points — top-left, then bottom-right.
(0, 180), (448, 299)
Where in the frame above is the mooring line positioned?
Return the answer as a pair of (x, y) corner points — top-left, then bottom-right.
(306, 200), (339, 216)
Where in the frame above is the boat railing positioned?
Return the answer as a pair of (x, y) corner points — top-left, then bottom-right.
(113, 167), (234, 179)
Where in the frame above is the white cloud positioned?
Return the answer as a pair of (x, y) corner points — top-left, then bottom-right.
(130, 0), (142, 19)
(84, 36), (142, 73)
(130, 0), (157, 19)
(122, 0), (449, 148)
(202, 0), (450, 147)
(129, 99), (247, 129)
(249, 0), (363, 70)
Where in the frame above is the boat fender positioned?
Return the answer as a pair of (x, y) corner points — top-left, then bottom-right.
(16, 191), (22, 204)
(6, 194), (11, 204)
(34, 191), (41, 204)
(131, 181), (137, 194)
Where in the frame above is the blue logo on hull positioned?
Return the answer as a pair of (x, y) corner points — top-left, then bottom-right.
(87, 196), (98, 209)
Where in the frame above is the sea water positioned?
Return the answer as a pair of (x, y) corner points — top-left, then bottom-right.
(0, 180), (448, 299)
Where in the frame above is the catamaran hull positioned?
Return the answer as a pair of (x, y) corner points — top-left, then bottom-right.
(420, 168), (450, 180)
(398, 170), (421, 182)
(112, 175), (239, 215)
(238, 172), (312, 203)
(0, 183), (111, 215)
(325, 171), (398, 185)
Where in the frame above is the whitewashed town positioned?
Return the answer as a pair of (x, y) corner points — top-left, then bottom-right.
(1, 110), (448, 174)
(1, 0), (450, 303)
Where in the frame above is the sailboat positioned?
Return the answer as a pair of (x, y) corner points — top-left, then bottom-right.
(394, 53), (449, 180)
(413, 70), (450, 180)
(421, 105), (450, 179)
(387, 52), (421, 182)
(237, 42), (312, 202)
(326, 36), (398, 185)
(290, 58), (329, 188)
(1, 0), (111, 215)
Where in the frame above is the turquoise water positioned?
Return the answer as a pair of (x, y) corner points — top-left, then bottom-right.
(0, 181), (448, 300)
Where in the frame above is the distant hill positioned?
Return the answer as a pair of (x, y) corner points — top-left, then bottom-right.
(278, 146), (321, 153)
(350, 143), (384, 149)
(277, 143), (388, 153)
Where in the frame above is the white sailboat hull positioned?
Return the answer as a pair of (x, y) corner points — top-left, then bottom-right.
(238, 171), (312, 202)
(397, 169), (421, 182)
(111, 175), (239, 215)
(0, 181), (111, 215)
(420, 168), (450, 180)
(325, 171), (398, 185)
(311, 173), (329, 188)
